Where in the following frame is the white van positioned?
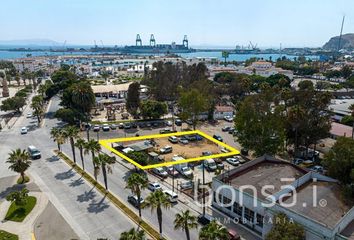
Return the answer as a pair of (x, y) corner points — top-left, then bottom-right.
(27, 145), (41, 159)
(163, 190), (178, 203)
(204, 158), (217, 171)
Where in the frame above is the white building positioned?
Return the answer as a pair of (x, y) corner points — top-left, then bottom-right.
(212, 155), (354, 240)
(213, 105), (234, 119)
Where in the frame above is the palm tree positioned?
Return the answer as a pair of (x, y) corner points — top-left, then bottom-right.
(126, 173), (148, 218)
(93, 153), (115, 189)
(199, 220), (229, 240)
(75, 138), (87, 170)
(50, 127), (66, 151)
(174, 210), (198, 240)
(84, 139), (101, 179)
(63, 126), (79, 163)
(6, 188), (29, 206)
(31, 95), (44, 125)
(6, 149), (31, 184)
(349, 104), (354, 139)
(143, 190), (171, 238)
(120, 228), (145, 240)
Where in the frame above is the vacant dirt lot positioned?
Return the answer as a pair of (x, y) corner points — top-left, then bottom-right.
(153, 138), (222, 162)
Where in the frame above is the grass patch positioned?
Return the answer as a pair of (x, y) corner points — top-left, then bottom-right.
(56, 151), (163, 240)
(5, 196), (37, 222)
(16, 175), (30, 184)
(0, 230), (18, 240)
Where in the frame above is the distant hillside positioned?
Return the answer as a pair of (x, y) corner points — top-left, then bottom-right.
(0, 38), (59, 46)
(323, 33), (354, 50)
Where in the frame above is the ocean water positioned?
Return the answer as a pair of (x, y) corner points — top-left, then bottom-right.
(0, 50), (319, 61)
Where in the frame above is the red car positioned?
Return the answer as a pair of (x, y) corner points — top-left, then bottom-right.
(228, 229), (241, 240)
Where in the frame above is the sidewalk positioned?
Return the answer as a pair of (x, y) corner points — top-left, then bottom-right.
(0, 192), (48, 240)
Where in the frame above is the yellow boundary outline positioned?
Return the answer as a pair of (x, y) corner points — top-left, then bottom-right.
(99, 130), (239, 170)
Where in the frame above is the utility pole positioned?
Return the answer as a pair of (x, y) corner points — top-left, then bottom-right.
(202, 163), (206, 216)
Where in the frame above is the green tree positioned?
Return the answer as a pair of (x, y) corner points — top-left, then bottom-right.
(266, 213), (305, 240)
(63, 126), (80, 164)
(140, 100), (167, 119)
(75, 138), (87, 170)
(235, 91), (286, 156)
(143, 190), (171, 237)
(178, 88), (208, 130)
(50, 127), (66, 151)
(298, 80), (314, 90)
(100, 71), (110, 83)
(120, 228), (145, 240)
(6, 188), (29, 206)
(199, 220), (229, 240)
(31, 95), (44, 125)
(126, 82), (140, 116)
(6, 149), (31, 184)
(174, 210), (198, 240)
(93, 153), (115, 190)
(126, 151), (148, 166)
(0, 96), (26, 113)
(54, 108), (78, 125)
(323, 137), (354, 185)
(126, 173), (148, 218)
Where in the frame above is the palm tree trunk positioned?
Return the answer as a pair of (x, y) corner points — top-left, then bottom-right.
(80, 149), (85, 170)
(102, 163), (108, 190)
(157, 206), (163, 237)
(58, 143), (61, 151)
(137, 191), (142, 218)
(185, 227), (190, 240)
(70, 138), (76, 163)
(21, 172), (25, 184)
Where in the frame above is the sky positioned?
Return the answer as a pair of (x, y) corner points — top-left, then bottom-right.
(1, 0), (354, 48)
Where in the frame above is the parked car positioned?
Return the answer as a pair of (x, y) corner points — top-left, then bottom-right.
(124, 123), (132, 129)
(197, 214), (215, 225)
(21, 127), (28, 134)
(127, 195), (144, 208)
(168, 136), (179, 143)
(293, 158), (304, 165)
(163, 190), (178, 203)
(204, 159), (217, 172)
(102, 124), (110, 131)
(222, 126), (231, 132)
(93, 125), (100, 132)
(152, 122), (160, 127)
(160, 145), (173, 154)
(164, 165), (179, 177)
(26, 113), (32, 118)
(160, 128), (176, 134)
(228, 229), (241, 240)
(179, 136), (189, 144)
(110, 124), (117, 130)
(146, 123), (152, 128)
(166, 120), (172, 126)
(226, 157), (240, 166)
(215, 159), (225, 169)
(138, 122), (146, 128)
(180, 180), (193, 190)
(228, 127), (235, 134)
(213, 135), (223, 142)
(234, 155), (246, 164)
(224, 116), (233, 122)
(175, 119), (182, 126)
(118, 123), (124, 129)
(202, 151), (212, 156)
(148, 182), (162, 192)
(131, 122), (137, 128)
(241, 148), (249, 155)
(310, 165), (324, 173)
(152, 167), (168, 178)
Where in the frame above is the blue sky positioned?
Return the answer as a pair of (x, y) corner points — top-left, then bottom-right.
(1, 0), (353, 47)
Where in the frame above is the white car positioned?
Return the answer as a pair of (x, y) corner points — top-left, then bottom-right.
(168, 136), (178, 143)
(20, 127), (28, 134)
(166, 120), (172, 126)
(226, 157), (240, 166)
(163, 190), (178, 203)
(152, 167), (168, 178)
(102, 124), (110, 131)
(148, 182), (162, 192)
(26, 113), (32, 118)
(224, 116), (233, 122)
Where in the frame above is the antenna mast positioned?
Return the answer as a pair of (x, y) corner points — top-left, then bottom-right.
(338, 15), (345, 51)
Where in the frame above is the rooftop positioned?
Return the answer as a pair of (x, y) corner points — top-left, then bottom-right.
(283, 181), (350, 229)
(228, 161), (304, 200)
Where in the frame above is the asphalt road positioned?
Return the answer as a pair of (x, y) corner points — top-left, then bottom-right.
(0, 95), (136, 240)
(0, 92), (260, 240)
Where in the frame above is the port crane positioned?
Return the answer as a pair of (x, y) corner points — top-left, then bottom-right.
(136, 34), (142, 46)
(150, 34), (156, 47)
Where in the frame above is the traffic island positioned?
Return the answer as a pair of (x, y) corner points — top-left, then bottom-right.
(0, 230), (18, 240)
